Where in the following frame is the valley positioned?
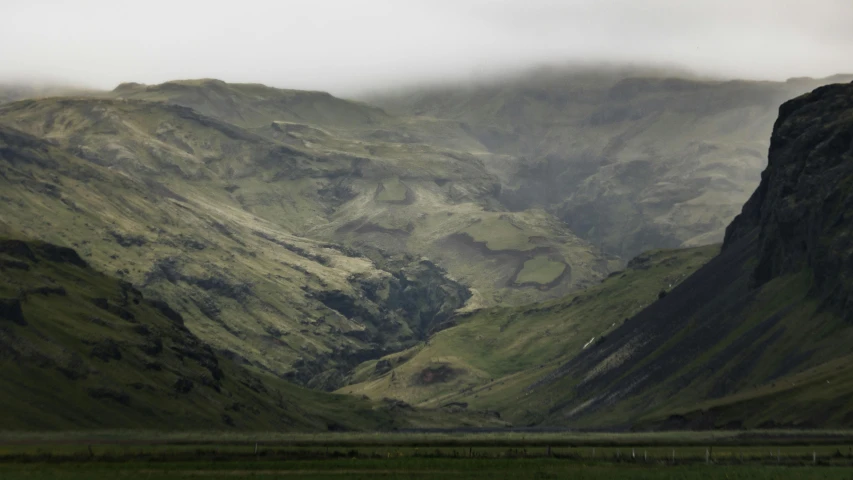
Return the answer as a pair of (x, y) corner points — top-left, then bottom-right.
(1, 67), (853, 434)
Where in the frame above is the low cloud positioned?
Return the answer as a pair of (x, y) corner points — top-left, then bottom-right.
(2, 0), (851, 94)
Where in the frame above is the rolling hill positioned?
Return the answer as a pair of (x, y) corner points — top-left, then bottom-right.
(0, 90), (612, 391)
(0, 237), (506, 430)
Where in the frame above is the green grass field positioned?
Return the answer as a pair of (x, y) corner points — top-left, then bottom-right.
(3, 431), (853, 480)
(4, 460), (853, 480)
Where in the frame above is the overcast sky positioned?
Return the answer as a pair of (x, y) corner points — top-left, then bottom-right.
(2, 0), (852, 94)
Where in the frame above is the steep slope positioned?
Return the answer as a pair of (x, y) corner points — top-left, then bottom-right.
(0, 95), (612, 390)
(0, 237), (470, 431)
(370, 67), (853, 258)
(340, 245), (717, 425)
(522, 81), (853, 429)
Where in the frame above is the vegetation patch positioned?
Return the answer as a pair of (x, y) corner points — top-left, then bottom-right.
(413, 364), (461, 386)
(461, 217), (536, 252)
(374, 178), (413, 204)
(513, 256), (568, 287)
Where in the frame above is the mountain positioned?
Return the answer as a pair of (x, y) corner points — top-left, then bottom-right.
(0, 90), (612, 392)
(107, 80), (616, 307)
(515, 81), (853, 429)
(0, 237), (507, 430)
(4, 70), (852, 427)
(0, 105), (465, 390)
(345, 79), (853, 429)
(369, 68), (853, 259)
(111, 79), (487, 152)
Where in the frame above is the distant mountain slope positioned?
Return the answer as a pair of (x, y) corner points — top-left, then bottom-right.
(0, 115), (470, 390)
(112, 79), (487, 152)
(0, 94), (612, 390)
(113, 79), (391, 130)
(522, 81), (853, 429)
(369, 68), (853, 259)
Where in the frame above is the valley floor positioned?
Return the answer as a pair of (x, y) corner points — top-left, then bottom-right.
(3, 431), (853, 479)
(4, 461), (851, 480)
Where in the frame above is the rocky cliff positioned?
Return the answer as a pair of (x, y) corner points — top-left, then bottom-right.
(523, 81), (853, 429)
(725, 82), (853, 314)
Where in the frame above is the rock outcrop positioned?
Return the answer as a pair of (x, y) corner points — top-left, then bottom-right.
(725, 82), (853, 316)
(528, 81), (853, 429)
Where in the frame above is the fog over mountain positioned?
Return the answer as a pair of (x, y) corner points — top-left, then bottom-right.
(3, 0), (853, 94)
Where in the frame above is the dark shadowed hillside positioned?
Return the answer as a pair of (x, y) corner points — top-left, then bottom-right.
(521, 81), (853, 429)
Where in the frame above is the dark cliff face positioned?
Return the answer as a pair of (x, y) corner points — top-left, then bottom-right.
(529, 82), (853, 428)
(725, 82), (853, 314)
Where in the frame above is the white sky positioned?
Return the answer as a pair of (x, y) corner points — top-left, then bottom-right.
(2, 0), (852, 94)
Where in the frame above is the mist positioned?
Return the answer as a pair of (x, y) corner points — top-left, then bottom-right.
(2, 0), (852, 95)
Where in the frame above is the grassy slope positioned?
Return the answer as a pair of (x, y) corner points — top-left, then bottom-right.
(0, 238), (508, 431)
(533, 259), (853, 429)
(340, 245), (718, 425)
(0, 112), (397, 379)
(0, 94), (611, 391)
(0, 238), (377, 430)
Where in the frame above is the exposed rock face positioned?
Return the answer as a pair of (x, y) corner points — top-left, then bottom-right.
(725, 82), (853, 315)
(529, 81), (853, 428)
(292, 255), (471, 390)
